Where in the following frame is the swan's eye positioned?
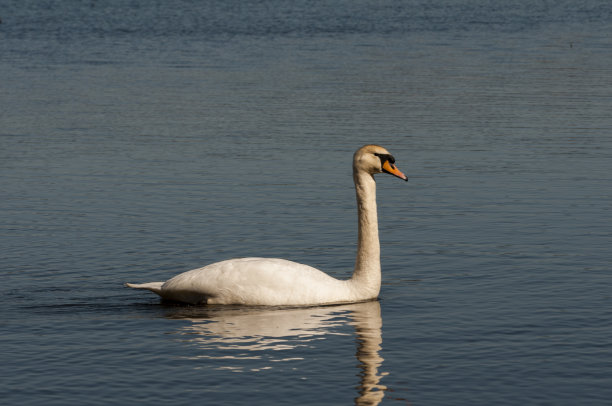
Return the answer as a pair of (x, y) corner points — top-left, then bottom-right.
(374, 153), (395, 164)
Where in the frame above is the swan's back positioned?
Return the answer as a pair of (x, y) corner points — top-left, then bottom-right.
(159, 258), (353, 305)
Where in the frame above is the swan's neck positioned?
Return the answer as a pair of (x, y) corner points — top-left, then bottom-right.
(350, 171), (381, 298)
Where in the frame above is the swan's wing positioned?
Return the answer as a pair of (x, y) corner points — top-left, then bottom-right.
(161, 258), (349, 305)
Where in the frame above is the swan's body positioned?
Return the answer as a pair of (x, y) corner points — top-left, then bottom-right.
(126, 145), (407, 306)
(130, 258), (365, 305)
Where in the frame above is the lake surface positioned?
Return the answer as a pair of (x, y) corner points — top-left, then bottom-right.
(2, 1), (612, 404)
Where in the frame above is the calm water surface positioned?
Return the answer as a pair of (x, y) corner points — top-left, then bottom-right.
(2, 1), (612, 405)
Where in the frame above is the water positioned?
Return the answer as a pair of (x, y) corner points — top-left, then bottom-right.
(2, 1), (612, 404)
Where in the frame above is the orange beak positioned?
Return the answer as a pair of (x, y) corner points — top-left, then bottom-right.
(382, 160), (408, 181)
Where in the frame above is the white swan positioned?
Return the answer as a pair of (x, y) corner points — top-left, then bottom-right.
(125, 144), (407, 306)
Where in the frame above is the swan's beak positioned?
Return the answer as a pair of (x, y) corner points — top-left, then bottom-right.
(382, 160), (408, 181)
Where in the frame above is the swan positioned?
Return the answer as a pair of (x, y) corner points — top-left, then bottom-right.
(125, 144), (407, 306)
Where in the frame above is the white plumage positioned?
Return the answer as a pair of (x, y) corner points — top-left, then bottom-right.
(125, 145), (407, 306)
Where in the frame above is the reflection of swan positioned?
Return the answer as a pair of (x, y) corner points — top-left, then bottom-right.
(168, 301), (387, 404)
(126, 145), (407, 305)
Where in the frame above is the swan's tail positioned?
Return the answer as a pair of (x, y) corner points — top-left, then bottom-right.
(124, 282), (164, 295)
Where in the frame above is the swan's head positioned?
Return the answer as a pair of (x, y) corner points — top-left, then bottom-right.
(353, 145), (408, 181)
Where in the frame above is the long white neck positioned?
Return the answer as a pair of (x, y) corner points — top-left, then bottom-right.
(350, 170), (381, 299)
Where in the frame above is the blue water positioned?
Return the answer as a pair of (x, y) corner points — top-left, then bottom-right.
(2, 1), (612, 404)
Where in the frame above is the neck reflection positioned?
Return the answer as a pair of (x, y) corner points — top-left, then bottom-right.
(352, 302), (386, 405)
(165, 301), (387, 405)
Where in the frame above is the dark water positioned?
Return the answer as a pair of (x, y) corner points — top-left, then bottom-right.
(2, 1), (612, 404)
